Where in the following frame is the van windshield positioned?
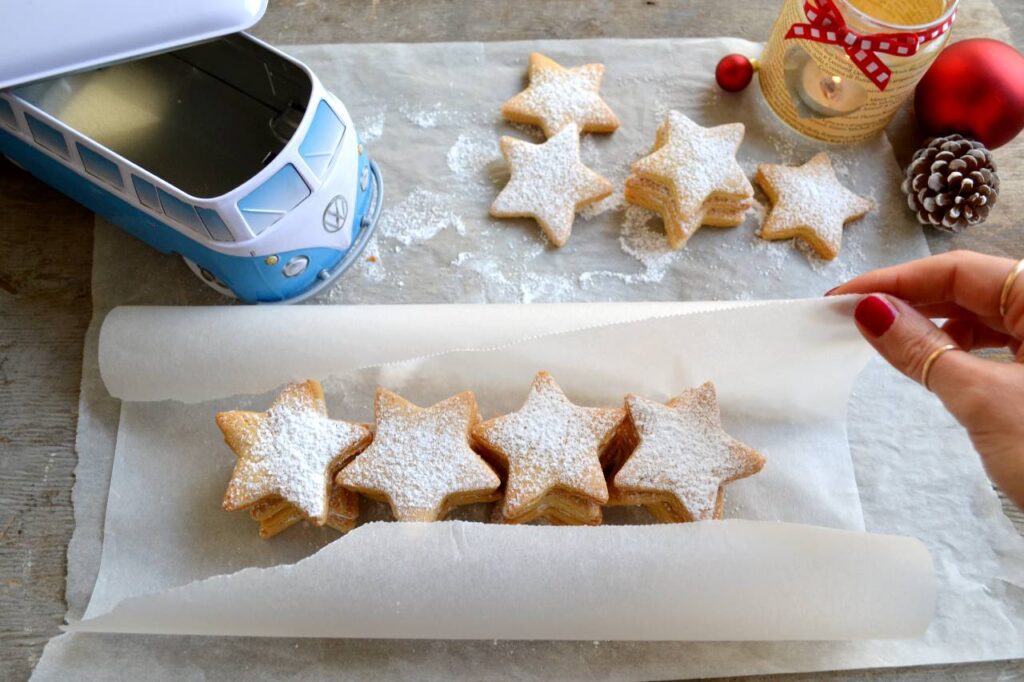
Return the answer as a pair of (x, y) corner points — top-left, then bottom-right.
(238, 164), (310, 235)
(14, 35), (312, 199)
(299, 100), (346, 181)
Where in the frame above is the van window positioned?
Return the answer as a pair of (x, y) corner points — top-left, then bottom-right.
(77, 144), (124, 190)
(238, 164), (310, 235)
(132, 176), (160, 210)
(299, 100), (345, 180)
(157, 188), (209, 238)
(196, 207), (234, 242)
(0, 98), (16, 130)
(25, 114), (69, 159)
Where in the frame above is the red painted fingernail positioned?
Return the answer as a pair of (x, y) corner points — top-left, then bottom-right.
(825, 286), (841, 296)
(854, 295), (897, 338)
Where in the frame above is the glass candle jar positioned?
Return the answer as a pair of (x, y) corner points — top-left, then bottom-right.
(759, 0), (958, 143)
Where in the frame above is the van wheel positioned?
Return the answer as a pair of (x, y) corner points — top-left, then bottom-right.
(182, 257), (237, 299)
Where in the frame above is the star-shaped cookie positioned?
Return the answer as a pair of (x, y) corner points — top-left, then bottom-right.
(632, 111), (753, 219)
(247, 483), (360, 538)
(337, 389), (501, 522)
(610, 383), (765, 522)
(216, 380), (373, 527)
(756, 153), (873, 260)
(501, 52), (620, 137)
(472, 371), (625, 524)
(624, 175), (751, 249)
(491, 123), (614, 247)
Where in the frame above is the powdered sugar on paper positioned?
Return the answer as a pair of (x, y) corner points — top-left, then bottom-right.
(378, 189), (467, 246)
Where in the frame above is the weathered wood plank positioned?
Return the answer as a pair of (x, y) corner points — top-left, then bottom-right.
(0, 162), (92, 677)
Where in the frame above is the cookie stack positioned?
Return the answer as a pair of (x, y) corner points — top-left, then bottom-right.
(337, 389), (502, 522)
(246, 485), (360, 537)
(624, 111), (754, 249)
(605, 385), (763, 523)
(215, 380), (372, 538)
(472, 372), (624, 525)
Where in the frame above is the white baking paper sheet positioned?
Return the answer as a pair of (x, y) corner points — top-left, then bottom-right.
(79, 299), (889, 631)
(73, 520), (933, 641)
(32, 36), (1024, 680)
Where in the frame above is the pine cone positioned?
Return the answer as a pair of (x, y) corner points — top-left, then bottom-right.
(901, 134), (999, 233)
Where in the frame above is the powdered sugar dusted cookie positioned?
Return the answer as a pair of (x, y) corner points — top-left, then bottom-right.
(756, 153), (873, 260)
(491, 124), (614, 247)
(609, 382), (765, 522)
(337, 389), (501, 522)
(489, 490), (604, 526)
(624, 175), (751, 249)
(248, 484), (359, 538)
(501, 52), (620, 138)
(626, 111), (753, 249)
(216, 380), (372, 530)
(472, 371), (624, 524)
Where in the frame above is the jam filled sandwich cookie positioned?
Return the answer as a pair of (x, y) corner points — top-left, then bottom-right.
(756, 153), (873, 260)
(337, 389), (501, 522)
(501, 52), (620, 138)
(625, 111), (754, 249)
(491, 124), (614, 247)
(608, 382), (765, 523)
(472, 371), (625, 525)
(216, 380), (373, 538)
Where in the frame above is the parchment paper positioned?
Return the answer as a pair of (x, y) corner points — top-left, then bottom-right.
(74, 520), (933, 641)
(304, 38), (926, 305)
(32, 37), (1024, 680)
(74, 299), (888, 635)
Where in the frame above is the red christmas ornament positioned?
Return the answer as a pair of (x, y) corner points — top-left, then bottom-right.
(915, 38), (1024, 150)
(716, 54), (755, 92)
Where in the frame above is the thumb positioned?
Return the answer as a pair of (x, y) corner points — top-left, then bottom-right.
(852, 294), (992, 420)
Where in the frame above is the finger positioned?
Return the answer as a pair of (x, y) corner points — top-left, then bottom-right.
(910, 302), (979, 319)
(910, 303), (1012, 336)
(910, 303), (1015, 339)
(831, 251), (1017, 320)
(941, 318), (1016, 351)
(852, 294), (996, 415)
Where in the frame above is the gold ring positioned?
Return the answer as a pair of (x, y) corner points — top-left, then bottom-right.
(999, 258), (1024, 318)
(921, 344), (958, 391)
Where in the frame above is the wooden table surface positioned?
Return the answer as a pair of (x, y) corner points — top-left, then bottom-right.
(1, 1), (1022, 680)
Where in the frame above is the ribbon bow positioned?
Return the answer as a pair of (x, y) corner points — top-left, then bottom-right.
(785, 0), (956, 91)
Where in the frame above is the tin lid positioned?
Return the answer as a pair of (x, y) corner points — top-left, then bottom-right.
(0, 0), (268, 90)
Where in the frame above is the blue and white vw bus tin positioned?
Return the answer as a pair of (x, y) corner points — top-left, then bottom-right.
(0, 1), (382, 303)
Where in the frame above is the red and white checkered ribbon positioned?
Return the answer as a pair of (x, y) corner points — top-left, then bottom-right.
(785, 0), (957, 91)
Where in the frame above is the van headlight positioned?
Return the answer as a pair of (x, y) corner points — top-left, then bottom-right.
(282, 256), (309, 277)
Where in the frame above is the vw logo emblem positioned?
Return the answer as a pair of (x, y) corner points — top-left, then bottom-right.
(323, 195), (348, 233)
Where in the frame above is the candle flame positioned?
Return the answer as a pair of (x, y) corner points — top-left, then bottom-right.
(820, 75), (844, 101)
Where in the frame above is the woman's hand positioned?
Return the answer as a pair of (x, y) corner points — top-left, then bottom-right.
(829, 250), (1024, 509)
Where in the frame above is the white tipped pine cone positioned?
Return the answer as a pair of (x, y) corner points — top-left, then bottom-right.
(901, 134), (999, 233)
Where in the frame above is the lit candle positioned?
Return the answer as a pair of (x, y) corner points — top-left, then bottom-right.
(796, 59), (868, 117)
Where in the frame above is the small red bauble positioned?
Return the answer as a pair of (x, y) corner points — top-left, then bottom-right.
(716, 54), (754, 92)
(915, 38), (1024, 150)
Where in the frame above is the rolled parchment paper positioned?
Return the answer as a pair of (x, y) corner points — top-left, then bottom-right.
(86, 298), (935, 641)
(70, 520), (935, 640)
(98, 301), (750, 403)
